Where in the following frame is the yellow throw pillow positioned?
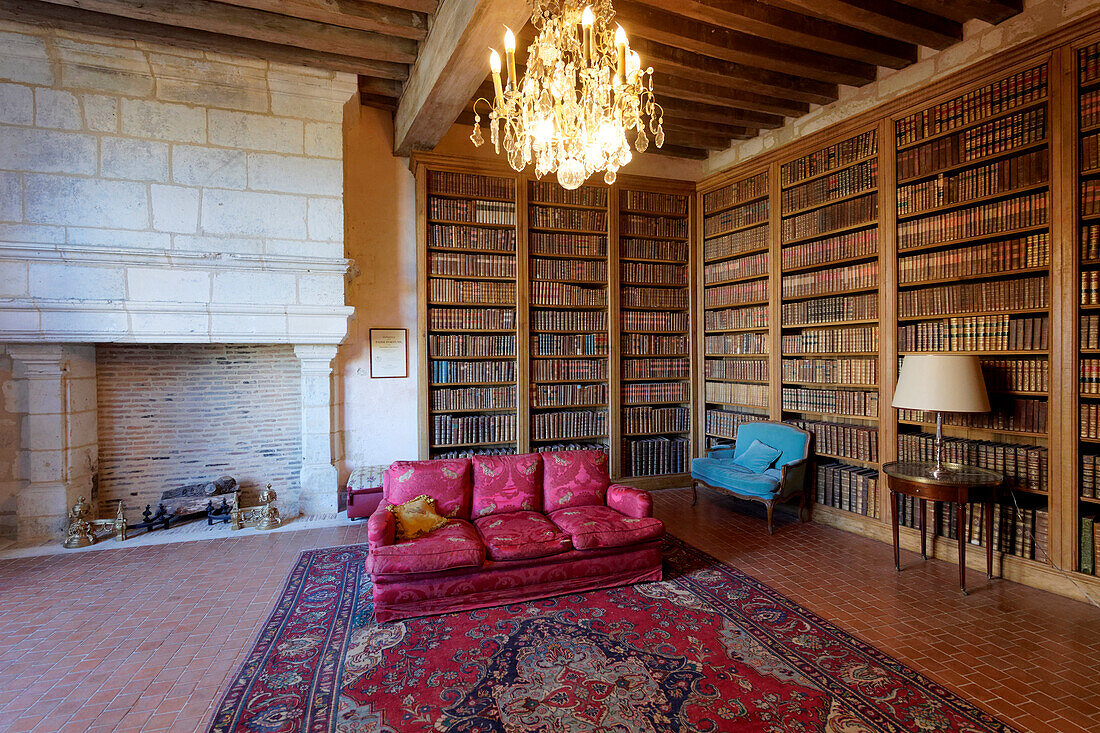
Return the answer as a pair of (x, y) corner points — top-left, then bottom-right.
(387, 494), (449, 541)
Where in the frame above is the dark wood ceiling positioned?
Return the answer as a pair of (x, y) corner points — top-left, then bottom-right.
(7, 0), (1025, 160)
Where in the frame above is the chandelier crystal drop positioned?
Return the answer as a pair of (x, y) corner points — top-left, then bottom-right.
(470, 0), (664, 189)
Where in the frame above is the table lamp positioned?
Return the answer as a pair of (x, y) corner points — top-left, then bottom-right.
(892, 354), (990, 479)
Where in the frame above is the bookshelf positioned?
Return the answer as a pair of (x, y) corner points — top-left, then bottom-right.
(701, 170), (772, 448)
(424, 169), (520, 459)
(618, 186), (692, 478)
(779, 129), (883, 519)
(1080, 42), (1100, 575)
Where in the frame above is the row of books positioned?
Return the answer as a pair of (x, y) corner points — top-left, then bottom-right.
(431, 359), (516, 384)
(781, 159), (878, 215)
(533, 333), (608, 356)
(783, 387), (879, 418)
(815, 462), (878, 517)
(620, 190), (687, 215)
(622, 406), (690, 434)
(623, 437), (691, 477)
(782, 326), (879, 354)
(429, 279), (515, 305)
(897, 499), (1048, 563)
(781, 357), (877, 385)
(982, 358), (1049, 393)
(1081, 453), (1100, 498)
(429, 225), (517, 251)
(781, 193), (877, 243)
(429, 171), (513, 199)
(1084, 403), (1100, 439)
(622, 310), (689, 332)
(434, 447), (517, 459)
(897, 315), (1049, 352)
(429, 252), (516, 279)
(781, 293), (877, 326)
(431, 414), (517, 446)
(705, 381), (769, 407)
(530, 205), (606, 231)
(532, 310), (606, 331)
(430, 307), (515, 331)
(622, 334), (687, 355)
(896, 107), (1046, 181)
(793, 419), (878, 462)
(703, 224), (768, 263)
(706, 408), (768, 439)
(623, 358), (690, 379)
(1083, 224), (1100, 261)
(1082, 88), (1100, 129)
(621, 238), (689, 262)
(781, 228), (878, 271)
(704, 199), (768, 238)
(897, 274), (1048, 318)
(532, 410), (608, 440)
(704, 279), (767, 309)
(705, 358), (768, 382)
(532, 358), (607, 381)
(430, 197), (516, 225)
(896, 149), (1048, 217)
(1081, 271), (1100, 304)
(531, 257), (606, 282)
(704, 305), (768, 331)
(705, 253), (768, 286)
(622, 287), (688, 309)
(431, 386), (516, 412)
(429, 334), (514, 357)
(781, 261), (877, 299)
(1081, 359), (1100, 395)
(897, 432), (1047, 493)
(621, 262), (687, 286)
(1081, 43), (1100, 84)
(896, 64), (1047, 146)
(1081, 179), (1100, 216)
(531, 181), (606, 207)
(529, 232), (606, 257)
(703, 173), (767, 215)
(1080, 516), (1100, 574)
(1083, 315), (1100, 349)
(621, 214), (687, 239)
(897, 233), (1050, 282)
(535, 442), (609, 453)
(530, 282), (606, 307)
(1081, 132), (1100, 171)
(534, 383), (607, 408)
(622, 381), (690, 404)
(781, 130), (877, 187)
(705, 333), (768, 355)
(899, 398), (1047, 432)
(896, 192), (1048, 250)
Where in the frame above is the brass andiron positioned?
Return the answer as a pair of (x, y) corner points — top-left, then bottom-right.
(231, 484), (282, 531)
(63, 499), (127, 549)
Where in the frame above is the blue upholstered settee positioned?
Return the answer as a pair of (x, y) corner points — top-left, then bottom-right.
(690, 421), (812, 534)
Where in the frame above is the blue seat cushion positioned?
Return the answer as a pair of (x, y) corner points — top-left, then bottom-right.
(691, 457), (781, 498)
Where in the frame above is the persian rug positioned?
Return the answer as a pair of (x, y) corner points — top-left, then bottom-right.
(209, 537), (1015, 732)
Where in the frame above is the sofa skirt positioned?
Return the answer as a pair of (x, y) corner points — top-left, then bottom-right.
(370, 540), (663, 623)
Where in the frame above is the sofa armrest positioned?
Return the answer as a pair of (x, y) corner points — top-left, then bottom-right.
(367, 508), (396, 550)
(607, 484), (652, 518)
(779, 457), (810, 498)
(707, 447), (737, 460)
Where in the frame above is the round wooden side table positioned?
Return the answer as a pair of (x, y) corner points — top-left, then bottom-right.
(882, 461), (1003, 594)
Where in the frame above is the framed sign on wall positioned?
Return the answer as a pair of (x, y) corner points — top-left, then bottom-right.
(369, 328), (408, 378)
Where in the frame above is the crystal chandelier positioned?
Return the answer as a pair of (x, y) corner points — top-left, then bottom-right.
(470, 0), (664, 189)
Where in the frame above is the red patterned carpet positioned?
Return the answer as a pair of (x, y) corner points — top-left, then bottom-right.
(208, 537), (1015, 732)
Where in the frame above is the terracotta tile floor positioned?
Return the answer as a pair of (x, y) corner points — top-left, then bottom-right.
(1, 488), (1099, 732)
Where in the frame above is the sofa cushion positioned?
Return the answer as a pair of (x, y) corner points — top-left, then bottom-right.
(367, 519), (485, 575)
(384, 459), (471, 520)
(473, 511), (572, 561)
(470, 453), (543, 519)
(388, 494), (449, 541)
(549, 505), (664, 551)
(541, 450), (610, 512)
(692, 457), (781, 498)
(732, 439), (782, 473)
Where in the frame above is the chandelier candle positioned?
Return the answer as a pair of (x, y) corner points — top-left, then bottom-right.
(471, 0), (666, 189)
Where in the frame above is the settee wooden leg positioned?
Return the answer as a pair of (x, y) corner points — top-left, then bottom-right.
(766, 502), (775, 535)
(799, 490), (809, 523)
(691, 481), (698, 506)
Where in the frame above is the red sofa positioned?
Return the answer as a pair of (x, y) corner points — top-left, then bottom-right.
(366, 450), (664, 622)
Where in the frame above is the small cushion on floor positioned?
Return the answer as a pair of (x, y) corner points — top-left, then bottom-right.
(549, 505), (664, 551)
(732, 439), (782, 473)
(473, 511), (572, 561)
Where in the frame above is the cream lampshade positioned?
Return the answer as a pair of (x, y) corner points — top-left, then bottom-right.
(892, 354), (990, 477)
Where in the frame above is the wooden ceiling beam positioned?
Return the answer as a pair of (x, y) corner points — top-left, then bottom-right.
(659, 127), (737, 150)
(373, 0), (438, 13)
(657, 98), (784, 130)
(656, 117), (757, 140)
(894, 0), (1022, 26)
(394, 0), (530, 155)
(760, 0), (962, 50)
(644, 144), (709, 160)
(359, 76), (404, 98)
(632, 38), (838, 106)
(2, 0), (409, 79)
(213, 0), (429, 41)
(626, 0), (917, 69)
(615, 2), (877, 86)
(654, 74), (809, 119)
(34, 0), (418, 63)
